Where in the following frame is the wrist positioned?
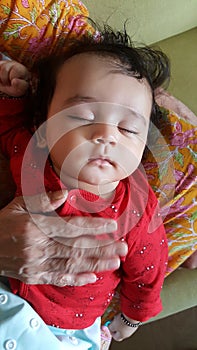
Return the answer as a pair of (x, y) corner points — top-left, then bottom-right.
(120, 313), (141, 328)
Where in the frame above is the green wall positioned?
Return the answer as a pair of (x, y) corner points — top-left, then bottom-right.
(157, 27), (197, 115)
(83, 0), (197, 44)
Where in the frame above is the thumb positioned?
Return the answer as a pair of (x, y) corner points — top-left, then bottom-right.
(109, 320), (122, 342)
(22, 190), (68, 213)
(108, 318), (116, 333)
(11, 78), (30, 97)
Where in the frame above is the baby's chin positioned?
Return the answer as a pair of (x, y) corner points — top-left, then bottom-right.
(78, 169), (127, 185)
(76, 178), (120, 197)
(59, 170), (121, 195)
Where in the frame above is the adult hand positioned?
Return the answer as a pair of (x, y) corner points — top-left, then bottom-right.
(0, 191), (127, 286)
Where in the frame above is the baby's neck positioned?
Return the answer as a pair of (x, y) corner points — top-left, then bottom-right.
(67, 179), (119, 199)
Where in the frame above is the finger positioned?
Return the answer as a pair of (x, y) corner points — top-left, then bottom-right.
(17, 193), (117, 236)
(25, 256), (121, 275)
(47, 273), (97, 286)
(21, 192), (117, 234)
(64, 216), (118, 236)
(108, 322), (123, 342)
(6, 271), (97, 286)
(30, 213), (117, 240)
(45, 239), (127, 258)
(0, 61), (12, 85)
(23, 191), (68, 213)
(108, 320), (116, 333)
(58, 257), (120, 273)
(109, 328), (123, 342)
(1, 255), (119, 283)
(10, 62), (30, 82)
(11, 78), (29, 97)
(0, 259), (97, 286)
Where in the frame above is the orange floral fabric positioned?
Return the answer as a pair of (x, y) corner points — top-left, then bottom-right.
(0, 0), (95, 68)
(144, 108), (197, 275)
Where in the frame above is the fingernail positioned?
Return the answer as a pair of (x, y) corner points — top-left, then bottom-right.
(118, 242), (128, 256)
(105, 221), (117, 232)
(108, 258), (120, 270)
(87, 275), (97, 283)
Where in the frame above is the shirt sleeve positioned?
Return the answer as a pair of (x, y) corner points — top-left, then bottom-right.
(120, 188), (168, 322)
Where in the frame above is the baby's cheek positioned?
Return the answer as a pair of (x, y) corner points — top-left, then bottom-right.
(121, 156), (141, 177)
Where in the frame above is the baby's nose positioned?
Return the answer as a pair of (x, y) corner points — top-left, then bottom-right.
(94, 135), (117, 145)
(92, 124), (118, 145)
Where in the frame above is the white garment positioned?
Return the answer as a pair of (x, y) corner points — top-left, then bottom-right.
(49, 317), (101, 350)
(0, 282), (100, 350)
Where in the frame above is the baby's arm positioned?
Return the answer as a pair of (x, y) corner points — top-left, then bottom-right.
(109, 312), (140, 341)
(108, 175), (168, 342)
(0, 60), (30, 97)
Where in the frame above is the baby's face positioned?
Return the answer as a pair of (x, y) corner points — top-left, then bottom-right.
(45, 53), (152, 194)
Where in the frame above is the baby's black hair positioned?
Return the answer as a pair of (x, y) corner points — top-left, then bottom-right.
(31, 24), (170, 128)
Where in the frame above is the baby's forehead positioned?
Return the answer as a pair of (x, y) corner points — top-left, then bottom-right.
(59, 52), (151, 89)
(52, 51), (153, 121)
(60, 51), (121, 69)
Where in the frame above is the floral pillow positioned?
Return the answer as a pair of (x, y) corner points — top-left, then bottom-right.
(0, 0), (95, 67)
(144, 107), (197, 275)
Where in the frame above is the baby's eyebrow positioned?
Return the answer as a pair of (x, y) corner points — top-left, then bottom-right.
(62, 95), (97, 107)
(126, 110), (148, 126)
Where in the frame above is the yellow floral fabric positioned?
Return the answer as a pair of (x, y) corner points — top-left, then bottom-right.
(0, 0), (95, 68)
(144, 108), (197, 275)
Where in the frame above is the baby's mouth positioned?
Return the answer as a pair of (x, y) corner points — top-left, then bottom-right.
(88, 156), (114, 166)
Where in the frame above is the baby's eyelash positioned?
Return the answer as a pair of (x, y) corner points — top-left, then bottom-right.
(68, 115), (85, 120)
(67, 116), (139, 134)
(68, 115), (91, 122)
(118, 127), (138, 135)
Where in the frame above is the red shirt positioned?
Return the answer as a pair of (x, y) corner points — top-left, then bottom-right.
(0, 98), (168, 328)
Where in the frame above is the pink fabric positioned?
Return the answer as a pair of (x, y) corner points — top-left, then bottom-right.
(155, 88), (197, 124)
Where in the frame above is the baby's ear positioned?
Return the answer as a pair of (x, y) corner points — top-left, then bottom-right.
(35, 123), (47, 148)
